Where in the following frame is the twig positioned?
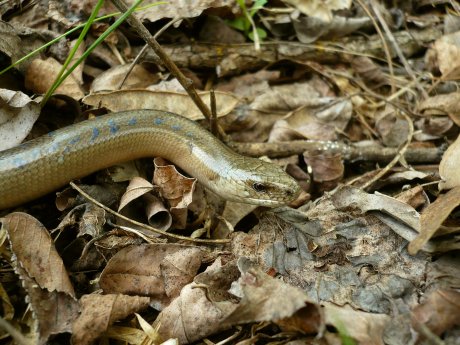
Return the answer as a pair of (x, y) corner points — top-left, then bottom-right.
(110, 0), (222, 134)
(0, 317), (32, 345)
(360, 109), (414, 190)
(355, 0), (396, 94)
(118, 16), (183, 90)
(232, 140), (443, 163)
(369, 0), (429, 99)
(69, 182), (230, 245)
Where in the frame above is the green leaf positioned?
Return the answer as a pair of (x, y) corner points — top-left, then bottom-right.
(227, 17), (247, 32)
(248, 27), (267, 41)
(250, 0), (267, 16)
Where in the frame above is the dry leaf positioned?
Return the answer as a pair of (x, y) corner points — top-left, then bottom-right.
(225, 258), (321, 334)
(0, 89), (40, 150)
(418, 92), (460, 127)
(439, 134), (460, 190)
(1, 213), (79, 343)
(269, 98), (352, 142)
(100, 244), (203, 308)
(25, 58), (84, 99)
(282, 0), (352, 21)
(429, 31), (460, 80)
(91, 64), (160, 92)
(408, 186), (460, 255)
(154, 158), (196, 229)
(82, 89), (238, 120)
(155, 258), (239, 343)
(118, 177), (155, 211)
(1, 212), (75, 296)
(411, 289), (460, 337)
(72, 294), (150, 345)
(324, 302), (389, 345)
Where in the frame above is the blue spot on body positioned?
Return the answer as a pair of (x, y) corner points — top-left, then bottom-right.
(48, 131), (56, 137)
(69, 136), (81, 145)
(91, 127), (100, 141)
(171, 124), (182, 131)
(128, 117), (137, 125)
(31, 149), (41, 160)
(154, 118), (165, 125)
(13, 157), (26, 168)
(47, 143), (60, 154)
(108, 119), (120, 134)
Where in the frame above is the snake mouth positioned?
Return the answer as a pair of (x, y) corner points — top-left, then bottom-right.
(242, 197), (287, 207)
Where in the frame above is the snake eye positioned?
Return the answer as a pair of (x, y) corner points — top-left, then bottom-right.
(253, 182), (268, 193)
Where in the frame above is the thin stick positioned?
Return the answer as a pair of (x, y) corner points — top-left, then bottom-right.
(354, 0), (396, 93)
(69, 182), (230, 245)
(110, 0), (223, 136)
(118, 16), (183, 90)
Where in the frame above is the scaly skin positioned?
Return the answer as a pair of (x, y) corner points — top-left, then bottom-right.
(0, 110), (300, 209)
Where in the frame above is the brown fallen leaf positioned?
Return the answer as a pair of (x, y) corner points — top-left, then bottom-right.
(155, 258), (239, 343)
(411, 289), (460, 338)
(1, 212), (79, 343)
(323, 302), (389, 345)
(408, 186), (460, 255)
(0, 89), (40, 150)
(90, 63), (160, 92)
(1, 212), (75, 296)
(82, 89), (239, 120)
(25, 58), (84, 99)
(154, 158), (197, 229)
(268, 97), (352, 142)
(428, 31), (460, 80)
(118, 176), (155, 211)
(71, 294), (150, 345)
(99, 244), (203, 308)
(418, 92), (460, 127)
(439, 133), (460, 190)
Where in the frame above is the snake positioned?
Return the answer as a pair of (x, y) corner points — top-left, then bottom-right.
(0, 110), (300, 210)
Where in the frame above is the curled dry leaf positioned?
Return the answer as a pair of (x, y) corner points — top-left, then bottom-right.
(144, 194), (172, 230)
(118, 177), (155, 211)
(0, 89), (40, 150)
(414, 116), (453, 141)
(25, 58), (84, 100)
(72, 294), (150, 345)
(408, 186), (460, 255)
(154, 158), (196, 229)
(331, 186), (420, 231)
(439, 133), (460, 190)
(82, 89), (239, 120)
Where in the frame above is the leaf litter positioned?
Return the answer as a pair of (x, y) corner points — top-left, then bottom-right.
(0, 0), (459, 344)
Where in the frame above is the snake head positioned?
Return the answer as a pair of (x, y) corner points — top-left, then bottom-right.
(222, 157), (301, 207)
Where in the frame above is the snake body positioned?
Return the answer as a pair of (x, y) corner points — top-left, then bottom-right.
(0, 110), (300, 209)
